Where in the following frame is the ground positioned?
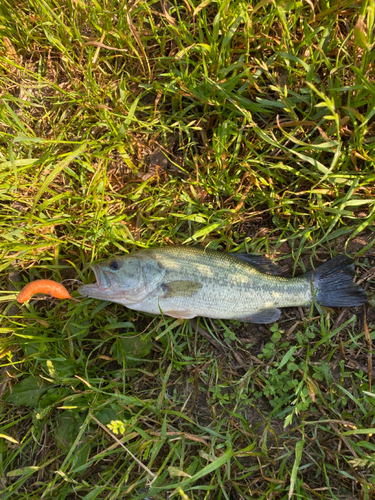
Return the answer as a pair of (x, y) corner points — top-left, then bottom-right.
(1, 0), (375, 499)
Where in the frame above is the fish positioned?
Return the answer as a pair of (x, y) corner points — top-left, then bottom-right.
(78, 247), (367, 324)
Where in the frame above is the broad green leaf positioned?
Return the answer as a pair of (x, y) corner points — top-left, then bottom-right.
(44, 358), (77, 379)
(54, 413), (84, 450)
(111, 335), (153, 365)
(95, 407), (118, 425)
(5, 376), (50, 407)
(278, 347), (296, 370)
(66, 315), (91, 339)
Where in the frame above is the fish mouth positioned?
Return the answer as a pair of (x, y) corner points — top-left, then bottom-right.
(78, 265), (115, 299)
(91, 264), (112, 289)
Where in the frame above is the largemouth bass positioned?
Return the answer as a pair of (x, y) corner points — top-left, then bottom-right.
(78, 247), (366, 323)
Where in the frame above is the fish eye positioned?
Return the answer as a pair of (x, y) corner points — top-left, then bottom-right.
(109, 260), (120, 271)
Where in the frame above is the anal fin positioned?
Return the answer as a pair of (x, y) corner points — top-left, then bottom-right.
(234, 308), (281, 324)
(163, 310), (197, 319)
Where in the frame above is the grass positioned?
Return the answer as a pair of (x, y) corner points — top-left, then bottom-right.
(1, 0), (375, 498)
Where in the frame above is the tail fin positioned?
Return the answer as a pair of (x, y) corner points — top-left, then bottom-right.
(307, 255), (367, 307)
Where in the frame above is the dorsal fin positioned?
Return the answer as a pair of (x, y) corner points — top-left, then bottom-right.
(229, 253), (282, 276)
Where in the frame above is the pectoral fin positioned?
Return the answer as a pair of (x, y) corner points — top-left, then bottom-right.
(234, 308), (281, 324)
(161, 281), (203, 298)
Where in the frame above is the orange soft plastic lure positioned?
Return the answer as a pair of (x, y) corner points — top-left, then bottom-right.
(17, 279), (73, 303)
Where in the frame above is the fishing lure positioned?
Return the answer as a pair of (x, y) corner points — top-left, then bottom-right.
(17, 279), (72, 303)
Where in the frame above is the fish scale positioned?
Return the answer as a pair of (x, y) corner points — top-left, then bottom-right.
(78, 246), (366, 324)
(153, 247), (310, 318)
